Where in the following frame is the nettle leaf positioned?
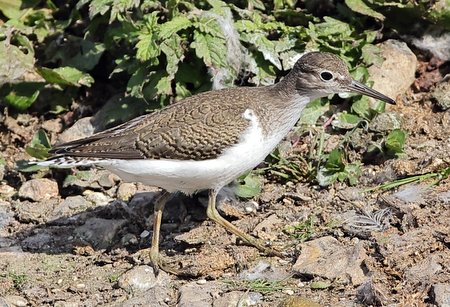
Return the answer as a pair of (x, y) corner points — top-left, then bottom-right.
(37, 67), (94, 87)
(110, 0), (140, 22)
(235, 172), (262, 199)
(160, 34), (184, 79)
(159, 15), (192, 39)
(240, 32), (282, 70)
(332, 112), (361, 129)
(86, 0), (113, 19)
(136, 32), (160, 63)
(142, 70), (171, 101)
(299, 99), (329, 125)
(385, 129), (406, 154)
(127, 66), (147, 98)
(191, 30), (228, 68)
(136, 12), (161, 63)
(345, 0), (385, 20)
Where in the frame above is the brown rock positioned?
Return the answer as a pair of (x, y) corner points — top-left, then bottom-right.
(18, 178), (58, 202)
(292, 236), (367, 286)
(368, 39), (417, 103)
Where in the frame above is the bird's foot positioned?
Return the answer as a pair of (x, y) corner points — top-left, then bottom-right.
(133, 248), (180, 276)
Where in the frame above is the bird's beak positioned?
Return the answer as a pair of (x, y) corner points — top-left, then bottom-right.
(347, 80), (396, 104)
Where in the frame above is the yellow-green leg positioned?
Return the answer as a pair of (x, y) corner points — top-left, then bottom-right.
(147, 190), (178, 275)
(206, 189), (283, 257)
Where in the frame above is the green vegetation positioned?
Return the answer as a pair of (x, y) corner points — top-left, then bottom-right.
(8, 271), (28, 290)
(2, 0), (448, 186)
(225, 278), (291, 294)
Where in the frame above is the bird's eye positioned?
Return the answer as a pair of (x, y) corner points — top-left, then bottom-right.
(320, 71), (334, 81)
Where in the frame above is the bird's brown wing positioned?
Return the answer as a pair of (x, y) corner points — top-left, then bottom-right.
(50, 89), (251, 161)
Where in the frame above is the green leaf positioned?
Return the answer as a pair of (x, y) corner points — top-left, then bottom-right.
(136, 32), (160, 63)
(37, 67), (94, 87)
(191, 30), (228, 68)
(159, 15), (192, 39)
(332, 112), (361, 129)
(16, 160), (47, 173)
(25, 129), (51, 159)
(0, 0), (24, 19)
(160, 34), (184, 79)
(1, 83), (44, 110)
(351, 97), (373, 119)
(325, 149), (344, 172)
(385, 129), (406, 154)
(310, 281), (331, 289)
(0, 41), (36, 84)
(299, 99), (329, 125)
(345, 0), (385, 20)
(235, 173), (262, 199)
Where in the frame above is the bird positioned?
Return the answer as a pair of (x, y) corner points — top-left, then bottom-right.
(36, 52), (395, 274)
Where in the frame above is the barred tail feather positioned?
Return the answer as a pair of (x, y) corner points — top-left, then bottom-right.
(35, 156), (104, 168)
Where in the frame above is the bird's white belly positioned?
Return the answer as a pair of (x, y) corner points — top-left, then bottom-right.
(102, 116), (277, 194)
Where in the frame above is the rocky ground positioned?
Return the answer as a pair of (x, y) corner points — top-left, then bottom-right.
(1, 42), (450, 307)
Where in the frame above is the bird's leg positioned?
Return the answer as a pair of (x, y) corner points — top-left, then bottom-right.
(206, 189), (283, 257)
(147, 190), (178, 275)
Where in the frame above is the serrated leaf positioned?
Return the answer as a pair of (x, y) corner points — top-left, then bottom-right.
(160, 34), (184, 78)
(345, 0), (385, 20)
(235, 173), (262, 199)
(299, 99), (329, 125)
(37, 67), (94, 87)
(191, 30), (228, 68)
(136, 32), (160, 63)
(240, 32), (282, 69)
(385, 129), (406, 154)
(159, 15), (192, 39)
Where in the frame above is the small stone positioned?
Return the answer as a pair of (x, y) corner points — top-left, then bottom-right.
(292, 236), (367, 286)
(430, 283), (450, 307)
(75, 283), (85, 289)
(74, 217), (127, 249)
(432, 80), (450, 110)
(4, 295), (28, 307)
(121, 233), (138, 246)
(0, 184), (15, 198)
(118, 265), (169, 292)
(57, 279), (63, 285)
(58, 117), (95, 143)
(140, 230), (150, 238)
(179, 281), (221, 307)
(117, 183), (137, 201)
(83, 190), (111, 206)
(213, 291), (262, 307)
(283, 289), (294, 295)
(98, 173), (115, 188)
(18, 178), (58, 202)
(52, 196), (89, 219)
(197, 279), (207, 285)
(41, 118), (62, 133)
